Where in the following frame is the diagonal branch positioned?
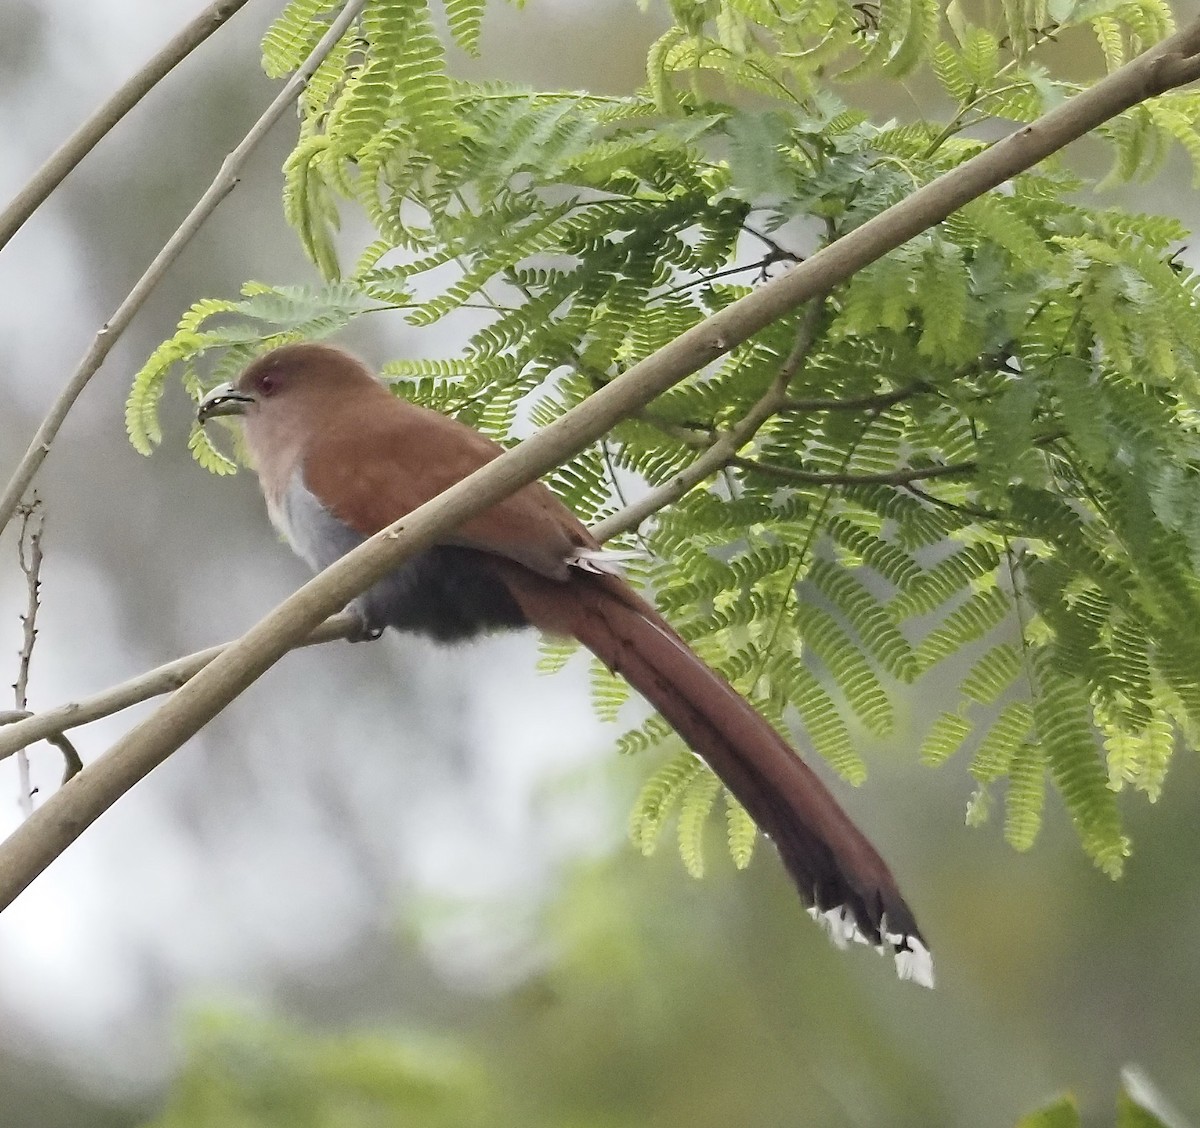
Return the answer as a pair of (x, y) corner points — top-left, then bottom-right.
(2, 16), (1199, 911)
(592, 295), (829, 542)
(0, 0), (253, 254)
(0, 613), (362, 765)
(0, 0), (368, 537)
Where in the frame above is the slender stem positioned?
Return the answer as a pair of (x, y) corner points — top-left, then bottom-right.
(0, 613), (363, 765)
(2, 16), (1199, 909)
(12, 500), (45, 816)
(592, 298), (828, 541)
(780, 383), (929, 413)
(744, 411), (883, 696)
(0, 0), (253, 254)
(0, 0), (368, 537)
(734, 428), (1067, 488)
(922, 22), (1065, 160)
(742, 223), (802, 263)
(902, 482), (1001, 522)
(733, 455), (977, 486)
(653, 254), (788, 301)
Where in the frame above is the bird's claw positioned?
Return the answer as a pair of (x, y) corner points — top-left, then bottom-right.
(347, 613), (384, 643)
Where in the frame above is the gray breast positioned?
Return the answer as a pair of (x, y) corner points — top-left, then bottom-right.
(272, 472), (530, 643)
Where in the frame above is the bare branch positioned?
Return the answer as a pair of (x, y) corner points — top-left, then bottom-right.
(733, 429), (1067, 488)
(11, 500), (45, 815)
(0, 712), (81, 788)
(771, 290), (829, 395)
(2, 17), (1199, 911)
(901, 483), (1001, 521)
(0, 0), (252, 254)
(591, 421), (758, 543)
(732, 455), (976, 487)
(0, 613), (362, 766)
(593, 296), (829, 541)
(0, 0), (369, 537)
(742, 223), (802, 263)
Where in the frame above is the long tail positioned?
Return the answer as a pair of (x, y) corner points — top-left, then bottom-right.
(499, 563), (932, 987)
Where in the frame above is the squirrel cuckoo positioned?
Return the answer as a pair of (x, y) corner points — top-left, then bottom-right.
(198, 342), (932, 986)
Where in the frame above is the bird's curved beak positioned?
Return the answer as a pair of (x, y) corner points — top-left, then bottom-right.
(197, 382), (255, 423)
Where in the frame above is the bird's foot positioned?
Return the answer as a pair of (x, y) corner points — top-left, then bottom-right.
(346, 612), (385, 643)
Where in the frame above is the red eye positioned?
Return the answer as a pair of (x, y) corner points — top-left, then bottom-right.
(257, 371), (278, 396)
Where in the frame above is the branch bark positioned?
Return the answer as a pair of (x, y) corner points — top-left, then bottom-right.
(0, 613), (362, 765)
(1, 16), (1198, 911)
(0, 0), (253, 254)
(0, 0), (368, 537)
(591, 295), (829, 541)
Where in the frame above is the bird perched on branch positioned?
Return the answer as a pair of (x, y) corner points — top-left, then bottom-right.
(198, 342), (932, 986)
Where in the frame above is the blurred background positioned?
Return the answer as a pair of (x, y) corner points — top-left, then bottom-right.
(1, 1), (1198, 1124)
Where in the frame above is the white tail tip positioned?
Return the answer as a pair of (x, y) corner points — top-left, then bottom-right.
(808, 904), (935, 988)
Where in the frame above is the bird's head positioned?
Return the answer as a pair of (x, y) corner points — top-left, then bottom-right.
(196, 343), (381, 425)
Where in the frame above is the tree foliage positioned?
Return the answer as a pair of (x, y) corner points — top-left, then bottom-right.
(129, 0), (1200, 881)
(149, 1012), (483, 1128)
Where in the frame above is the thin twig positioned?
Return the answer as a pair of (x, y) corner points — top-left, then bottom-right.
(0, 0), (252, 254)
(0, 0), (369, 537)
(734, 427), (1068, 489)
(0, 712), (81, 788)
(0, 612), (362, 766)
(12, 501), (44, 814)
(733, 455), (977, 487)
(593, 296), (829, 540)
(653, 253), (792, 301)
(2, 17), (1199, 911)
(901, 482), (1002, 521)
(598, 440), (652, 555)
(5, 501), (81, 796)
(744, 410), (885, 696)
(771, 294), (829, 395)
(742, 223), (802, 262)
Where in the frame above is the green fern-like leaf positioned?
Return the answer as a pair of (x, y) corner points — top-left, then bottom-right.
(725, 794), (757, 869)
(187, 425), (238, 476)
(961, 643), (1023, 705)
(629, 747), (703, 857)
(920, 711), (972, 765)
(789, 662), (866, 784)
(915, 586), (1012, 671)
(1101, 711), (1174, 802)
(590, 658), (631, 723)
(678, 770), (722, 878)
(1033, 653), (1129, 876)
(536, 636), (578, 675)
(1004, 741), (1045, 851)
(807, 559), (919, 682)
(972, 701), (1035, 784)
(442, 0), (485, 55)
(793, 603), (893, 736)
(261, 0), (339, 78)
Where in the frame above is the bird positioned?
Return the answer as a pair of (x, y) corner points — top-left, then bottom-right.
(197, 341), (932, 986)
